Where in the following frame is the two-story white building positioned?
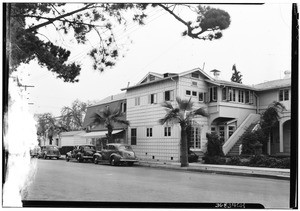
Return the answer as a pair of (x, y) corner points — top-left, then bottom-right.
(119, 68), (291, 162)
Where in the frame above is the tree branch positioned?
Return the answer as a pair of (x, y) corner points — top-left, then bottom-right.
(25, 3), (95, 33)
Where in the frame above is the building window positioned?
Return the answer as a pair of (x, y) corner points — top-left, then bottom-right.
(279, 89), (289, 101)
(192, 91), (197, 96)
(219, 126), (225, 143)
(146, 128), (153, 137)
(191, 72), (199, 78)
(211, 126), (217, 134)
(190, 127), (201, 149)
(199, 92), (204, 102)
(135, 97), (140, 106)
(228, 126), (236, 138)
(229, 88), (236, 102)
(131, 128), (137, 145)
(238, 90), (244, 103)
(186, 90), (191, 96)
(209, 87), (217, 102)
(164, 127), (171, 137)
(149, 75), (155, 81)
(245, 91), (249, 103)
(192, 81), (198, 86)
(164, 90), (174, 101)
(149, 93), (157, 104)
(120, 102), (127, 112)
(222, 87), (227, 101)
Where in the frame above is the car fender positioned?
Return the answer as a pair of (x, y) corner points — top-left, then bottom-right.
(110, 153), (121, 162)
(93, 152), (102, 159)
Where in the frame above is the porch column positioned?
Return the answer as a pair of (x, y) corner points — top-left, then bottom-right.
(267, 139), (271, 155)
(279, 121), (284, 152)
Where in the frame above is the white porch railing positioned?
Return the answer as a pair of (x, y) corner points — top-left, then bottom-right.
(223, 113), (260, 155)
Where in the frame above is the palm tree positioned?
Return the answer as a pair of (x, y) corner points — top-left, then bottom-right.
(260, 101), (286, 153)
(159, 97), (208, 167)
(90, 107), (130, 143)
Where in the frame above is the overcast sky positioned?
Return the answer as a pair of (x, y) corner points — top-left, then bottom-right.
(17, 3), (292, 117)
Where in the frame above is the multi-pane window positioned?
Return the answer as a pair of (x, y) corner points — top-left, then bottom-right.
(164, 90), (174, 101)
(228, 126), (236, 138)
(149, 93), (157, 104)
(146, 128), (153, 137)
(238, 90), (244, 103)
(190, 127), (201, 149)
(245, 91), (254, 104)
(219, 126), (225, 143)
(164, 127), (171, 136)
(229, 88), (236, 102)
(149, 75), (155, 81)
(192, 81), (198, 86)
(135, 97), (140, 106)
(209, 87), (217, 102)
(279, 89), (289, 101)
(131, 128), (137, 145)
(192, 91), (197, 96)
(186, 90), (191, 96)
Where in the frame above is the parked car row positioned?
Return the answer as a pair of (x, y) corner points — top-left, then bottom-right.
(31, 143), (198, 165)
(66, 143), (138, 166)
(30, 145), (61, 159)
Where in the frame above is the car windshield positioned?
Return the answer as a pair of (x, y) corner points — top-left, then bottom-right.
(48, 146), (58, 150)
(118, 145), (133, 151)
(84, 146), (95, 150)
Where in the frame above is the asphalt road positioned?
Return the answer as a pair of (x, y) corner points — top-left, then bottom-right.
(23, 158), (290, 208)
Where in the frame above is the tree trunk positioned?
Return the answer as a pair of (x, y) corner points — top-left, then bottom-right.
(180, 126), (189, 167)
(107, 126), (113, 143)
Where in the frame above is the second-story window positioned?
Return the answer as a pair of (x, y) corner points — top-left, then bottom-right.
(186, 90), (191, 96)
(209, 87), (217, 102)
(238, 90), (244, 103)
(131, 128), (137, 145)
(229, 88), (236, 102)
(192, 91), (197, 97)
(222, 87), (227, 101)
(149, 93), (157, 104)
(122, 102), (127, 112)
(146, 128), (153, 137)
(164, 90), (174, 101)
(279, 89), (289, 101)
(135, 97), (140, 106)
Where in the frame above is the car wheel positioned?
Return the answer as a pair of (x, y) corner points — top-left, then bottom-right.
(77, 156), (83, 163)
(66, 155), (70, 162)
(94, 156), (98, 164)
(110, 157), (118, 166)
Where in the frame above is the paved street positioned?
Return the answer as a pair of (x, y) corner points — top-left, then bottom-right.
(23, 158), (290, 208)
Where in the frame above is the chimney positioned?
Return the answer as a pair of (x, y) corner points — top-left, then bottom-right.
(283, 70), (291, 79)
(210, 69), (221, 80)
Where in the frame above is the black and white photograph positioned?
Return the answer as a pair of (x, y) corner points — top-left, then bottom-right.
(3, 1), (297, 209)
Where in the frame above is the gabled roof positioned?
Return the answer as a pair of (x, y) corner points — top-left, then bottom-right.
(137, 72), (164, 85)
(205, 79), (257, 91)
(121, 67), (214, 91)
(253, 78), (291, 91)
(91, 92), (126, 107)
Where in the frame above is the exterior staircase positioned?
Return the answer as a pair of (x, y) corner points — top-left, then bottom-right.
(227, 123), (258, 156)
(223, 113), (260, 156)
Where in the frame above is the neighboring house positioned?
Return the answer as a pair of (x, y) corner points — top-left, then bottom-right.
(120, 68), (291, 162)
(58, 131), (87, 147)
(82, 93), (128, 150)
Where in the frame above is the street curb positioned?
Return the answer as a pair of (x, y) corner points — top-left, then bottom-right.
(136, 162), (290, 181)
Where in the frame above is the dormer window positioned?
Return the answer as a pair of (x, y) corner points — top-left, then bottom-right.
(149, 75), (155, 81)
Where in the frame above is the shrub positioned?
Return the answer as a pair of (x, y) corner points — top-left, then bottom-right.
(203, 156), (226, 164)
(226, 156), (241, 165)
(205, 133), (224, 157)
(249, 155), (290, 169)
(240, 128), (267, 155)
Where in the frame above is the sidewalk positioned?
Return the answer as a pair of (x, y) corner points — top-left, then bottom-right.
(136, 160), (290, 180)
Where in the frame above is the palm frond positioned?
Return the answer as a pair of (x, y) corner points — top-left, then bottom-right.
(161, 101), (174, 110)
(176, 97), (193, 111)
(193, 107), (209, 117)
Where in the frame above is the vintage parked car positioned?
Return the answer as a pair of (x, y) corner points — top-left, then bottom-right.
(93, 143), (138, 166)
(66, 145), (96, 162)
(30, 146), (41, 158)
(38, 145), (61, 159)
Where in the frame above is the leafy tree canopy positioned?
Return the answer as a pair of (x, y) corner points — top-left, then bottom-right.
(8, 3), (231, 82)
